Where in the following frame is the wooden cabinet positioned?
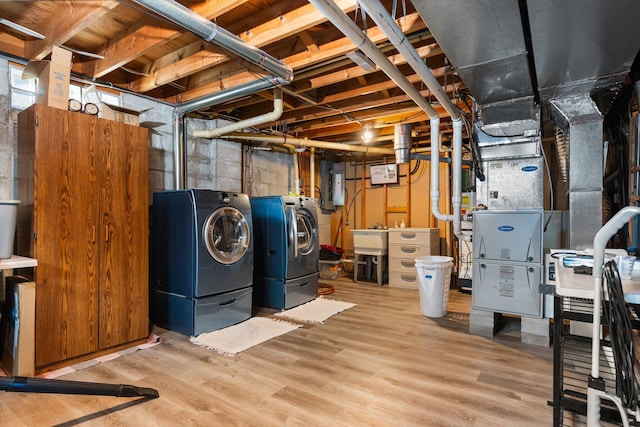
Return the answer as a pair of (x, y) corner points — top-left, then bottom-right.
(17, 104), (149, 371)
(388, 228), (440, 290)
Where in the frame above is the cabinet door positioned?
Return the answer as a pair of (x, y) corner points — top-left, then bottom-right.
(31, 107), (100, 367)
(98, 121), (149, 349)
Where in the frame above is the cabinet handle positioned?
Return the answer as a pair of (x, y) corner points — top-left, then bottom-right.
(91, 226), (96, 243)
(103, 212), (109, 242)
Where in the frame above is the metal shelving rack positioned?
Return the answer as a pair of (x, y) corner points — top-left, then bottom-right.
(553, 206), (640, 426)
(553, 295), (627, 426)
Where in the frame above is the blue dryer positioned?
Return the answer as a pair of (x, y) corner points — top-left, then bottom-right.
(151, 189), (253, 335)
(251, 196), (319, 309)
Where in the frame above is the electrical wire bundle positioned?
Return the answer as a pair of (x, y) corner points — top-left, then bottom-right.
(602, 260), (640, 411)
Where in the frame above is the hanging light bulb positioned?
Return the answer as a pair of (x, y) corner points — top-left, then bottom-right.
(362, 125), (373, 144)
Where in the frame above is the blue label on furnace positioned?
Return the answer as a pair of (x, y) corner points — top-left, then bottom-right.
(498, 225), (514, 232)
(522, 165), (538, 172)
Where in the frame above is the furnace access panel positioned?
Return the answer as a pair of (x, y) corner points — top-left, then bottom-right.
(472, 210), (543, 317)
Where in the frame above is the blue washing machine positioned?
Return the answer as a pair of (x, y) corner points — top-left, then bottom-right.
(151, 189), (253, 335)
(251, 196), (319, 309)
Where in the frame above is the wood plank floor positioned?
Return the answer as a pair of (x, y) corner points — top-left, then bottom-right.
(0, 278), (554, 426)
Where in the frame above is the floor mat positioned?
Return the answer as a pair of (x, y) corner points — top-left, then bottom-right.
(273, 296), (356, 324)
(190, 317), (301, 356)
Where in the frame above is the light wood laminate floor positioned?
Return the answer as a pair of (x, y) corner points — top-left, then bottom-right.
(0, 277), (553, 426)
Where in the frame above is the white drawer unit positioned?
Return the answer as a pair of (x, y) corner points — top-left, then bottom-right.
(390, 244), (436, 259)
(388, 228), (440, 289)
(388, 228), (440, 247)
(388, 271), (420, 289)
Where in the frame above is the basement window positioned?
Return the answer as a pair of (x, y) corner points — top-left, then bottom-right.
(9, 63), (36, 110)
(69, 84), (121, 107)
(9, 62), (121, 110)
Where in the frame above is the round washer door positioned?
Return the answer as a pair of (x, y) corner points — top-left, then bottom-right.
(203, 206), (250, 264)
(295, 209), (316, 256)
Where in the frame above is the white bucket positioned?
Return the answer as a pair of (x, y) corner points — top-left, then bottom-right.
(0, 200), (20, 259)
(415, 255), (453, 318)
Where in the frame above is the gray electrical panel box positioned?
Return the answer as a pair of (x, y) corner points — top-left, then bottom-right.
(472, 210), (543, 317)
(320, 160), (344, 211)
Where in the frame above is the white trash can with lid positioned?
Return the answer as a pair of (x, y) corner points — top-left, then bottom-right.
(415, 255), (453, 318)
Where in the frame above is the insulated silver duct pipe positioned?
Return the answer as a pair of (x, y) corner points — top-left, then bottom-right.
(133, 0), (293, 189)
(358, 0), (468, 241)
(179, 79), (278, 115)
(132, 0), (292, 83)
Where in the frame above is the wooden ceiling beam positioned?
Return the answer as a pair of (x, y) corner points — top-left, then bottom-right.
(0, 32), (24, 58)
(298, 30), (319, 55)
(25, 1), (120, 60)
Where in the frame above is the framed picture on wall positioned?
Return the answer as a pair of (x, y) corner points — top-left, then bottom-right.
(369, 164), (398, 185)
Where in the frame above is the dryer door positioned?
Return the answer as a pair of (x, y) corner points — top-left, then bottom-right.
(203, 206), (250, 265)
(294, 209), (315, 256)
(286, 206), (318, 279)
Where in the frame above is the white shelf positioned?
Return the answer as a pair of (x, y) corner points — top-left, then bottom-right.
(554, 259), (640, 299)
(0, 255), (38, 270)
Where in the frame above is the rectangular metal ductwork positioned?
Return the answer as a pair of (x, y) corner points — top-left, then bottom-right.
(412, 0), (536, 137)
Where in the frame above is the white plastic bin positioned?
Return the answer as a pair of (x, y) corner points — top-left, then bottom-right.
(0, 200), (20, 259)
(415, 255), (453, 318)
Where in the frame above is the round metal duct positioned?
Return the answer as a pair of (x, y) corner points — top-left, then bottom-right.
(394, 124), (412, 164)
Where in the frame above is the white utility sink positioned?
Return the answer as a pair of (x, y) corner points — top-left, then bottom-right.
(351, 229), (388, 255)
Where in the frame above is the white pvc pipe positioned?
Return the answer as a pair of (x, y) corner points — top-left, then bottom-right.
(451, 119), (469, 241)
(193, 89), (283, 138)
(430, 117), (447, 219)
(310, 147), (315, 198)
